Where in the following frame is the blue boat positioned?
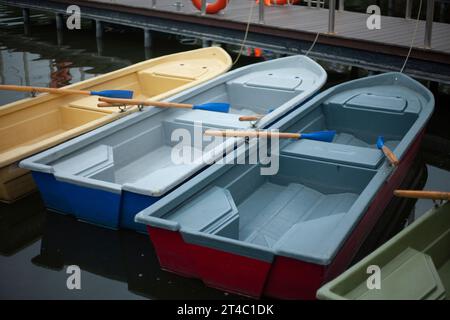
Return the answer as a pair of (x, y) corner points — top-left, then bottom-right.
(20, 55), (327, 232)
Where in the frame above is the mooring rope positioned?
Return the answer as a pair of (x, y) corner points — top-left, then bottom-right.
(305, 31), (320, 57)
(400, 0), (423, 73)
(233, 0), (256, 65)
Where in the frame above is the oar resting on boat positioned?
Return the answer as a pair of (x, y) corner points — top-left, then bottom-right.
(394, 190), (450, 201)
(377, 136), (399, 166)
(0, 84), (133, 99)
(204, 129), (336, 142)
(97, 97), (230, 113)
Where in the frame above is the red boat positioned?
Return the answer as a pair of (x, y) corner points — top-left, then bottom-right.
(135, 72), (434, 299)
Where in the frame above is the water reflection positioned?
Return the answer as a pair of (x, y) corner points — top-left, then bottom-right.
(33, 212), (241, 300)
(0, 193), (46, 256)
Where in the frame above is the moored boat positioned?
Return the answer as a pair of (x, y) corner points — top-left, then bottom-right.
(134, 72), (434, 299)
(317, 201), (449, 300)
(20, 55), (327, 231)
(0, 47), (232, 203)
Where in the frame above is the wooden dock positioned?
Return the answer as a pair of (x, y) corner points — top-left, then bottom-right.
(86, 0), (450, 63)
(2, 0), (450, 83)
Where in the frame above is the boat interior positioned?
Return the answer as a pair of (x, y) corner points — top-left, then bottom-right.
(138, 74), (433, 263)
(0, 51), (228, 164)
(42, 64), (316, 195)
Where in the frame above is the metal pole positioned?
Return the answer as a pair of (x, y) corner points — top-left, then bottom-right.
(151, 0), (156, 8)
(424, 0), (435, 48)
(259, 0), (265, 24)
(201, 0), (207, 15)
(307, 0), (311, 8)
(328, 0), (336, 34)
(405, 0), (412, 19)
(317, 0), (320, 9)
(338, 0), (344, 12)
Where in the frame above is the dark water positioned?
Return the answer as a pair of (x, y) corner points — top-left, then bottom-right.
(0, 5), (449, 300)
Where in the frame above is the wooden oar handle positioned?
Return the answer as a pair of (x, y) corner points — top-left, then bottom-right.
(204, 130), (300, 139)
(98, 97), (193, 109)
(239, 115), (264, 121)
(394, 190), (450, 201)
(0, 84), (89, 95)
(382, 145), (399, 166)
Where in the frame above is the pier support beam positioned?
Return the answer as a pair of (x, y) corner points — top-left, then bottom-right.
(95, 20), (103, 38)
(202, 38), (211, 48)
(55, 13), (64, 46)
(387, 0), (394, 16)
(22, 8), (30, 35)
(144, 28), (152, 48)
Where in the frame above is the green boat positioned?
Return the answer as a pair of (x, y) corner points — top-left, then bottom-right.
(317, 202), (450, 300)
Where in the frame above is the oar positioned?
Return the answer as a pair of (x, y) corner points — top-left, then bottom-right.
(204, 130), (336, 142)
(238, 109), (274, 122)
(239, 115), (264, 121)
(0, 84), (133, 99)
(394, 190), (450, 201)
(376, 136), (399, 166)
(97, 97), (230, 113)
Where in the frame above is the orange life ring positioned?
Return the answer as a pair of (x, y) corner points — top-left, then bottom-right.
(192, 0), (228, 14)
(258, 0), (301, 5)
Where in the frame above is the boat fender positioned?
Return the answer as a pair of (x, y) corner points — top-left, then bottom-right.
(192, 0), (228, 14)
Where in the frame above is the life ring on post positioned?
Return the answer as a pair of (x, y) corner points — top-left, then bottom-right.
(192, 0), (228, 14)
(257, 0), (301, 5)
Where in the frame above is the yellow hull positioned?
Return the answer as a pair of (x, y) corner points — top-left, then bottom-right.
(0, 47), (232, 203)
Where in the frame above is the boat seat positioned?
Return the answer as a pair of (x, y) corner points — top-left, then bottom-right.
(173, 110), (249, 129)
(273, 213), (346, 263)
(281, 139), (385, 169)
(239, 182), (357, 248)
(138, 61), (208, 96)
(347, 248), (446, 300)
(165, 186), (239, 237)
(69, 96), (118, 113)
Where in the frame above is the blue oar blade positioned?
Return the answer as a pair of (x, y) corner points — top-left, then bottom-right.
(376, 136), (385, 149)
(301, 130), (336, 142)
(91, 90), (134, 99)
(193, 103), (230, 113)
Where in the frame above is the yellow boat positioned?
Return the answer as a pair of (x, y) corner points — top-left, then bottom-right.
(0, 47), (232, 203)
